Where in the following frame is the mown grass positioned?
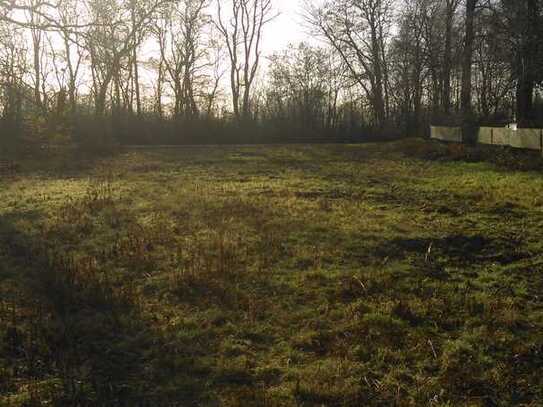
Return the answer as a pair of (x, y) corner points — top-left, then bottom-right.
(1, 139), (542, 406)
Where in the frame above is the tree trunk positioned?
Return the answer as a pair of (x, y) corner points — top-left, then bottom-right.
(131, 5), (142, 116)
(442, 0), (456, 114)
(370, 28), (386, 129)
(516, 0), (538, 125)
(32, 30), (42, 112)
(156, 59), (164, 118)
(461, 0), (476, 118)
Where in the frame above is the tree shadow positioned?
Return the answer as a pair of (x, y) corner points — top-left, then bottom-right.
(370, 233), (528, 266)
(0, 212), (213, 406)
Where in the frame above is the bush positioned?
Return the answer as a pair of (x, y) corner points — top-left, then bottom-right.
(398, 138), (449, 160)
(72, 113), (119, 153)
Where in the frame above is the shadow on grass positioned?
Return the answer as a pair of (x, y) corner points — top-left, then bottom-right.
(369, 234), (528, 266)
(0, 213), (213, 406)
(400, 138), (543, 172)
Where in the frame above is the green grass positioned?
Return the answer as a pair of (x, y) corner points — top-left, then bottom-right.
(1, 140), (542, 406)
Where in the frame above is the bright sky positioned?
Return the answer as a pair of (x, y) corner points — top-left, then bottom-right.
(262, 0), (309, 55)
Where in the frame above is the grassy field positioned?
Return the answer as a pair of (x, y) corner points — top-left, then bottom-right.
(1, 140), (542, 406)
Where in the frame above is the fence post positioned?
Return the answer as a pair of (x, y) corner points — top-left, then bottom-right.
(491, 128), (494, 145)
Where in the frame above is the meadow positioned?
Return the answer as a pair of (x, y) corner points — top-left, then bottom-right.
(1, 140), (542, 406)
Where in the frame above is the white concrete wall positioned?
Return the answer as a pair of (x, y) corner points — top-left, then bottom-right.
(478, 127), (494, 145)
(493, 128), (511, 146)
(512, 129), (543, 150)
(477, 127), (543, 150)
(430, 126), (463, 143)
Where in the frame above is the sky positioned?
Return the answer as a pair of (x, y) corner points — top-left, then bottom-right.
(262, 0), (310, 55)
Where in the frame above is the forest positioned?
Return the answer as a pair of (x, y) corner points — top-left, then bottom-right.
(1, 0), (543, 149)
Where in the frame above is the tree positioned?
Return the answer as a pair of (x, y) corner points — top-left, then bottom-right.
(307, 0), (393, 129)
(215, 0), (274, 121)
(155, 0), (209, 119)
(390, 0), (428, 131)
(500, 0), (543, 125)
(0, 20), (26, 144)
(443, 0), (461, 113)
(84, 0), (166, 116)
(472, 3), (514, 119)
(266, 43), (344, 137)
(461, 0), (478, 119)
(57, 0), (85, 116)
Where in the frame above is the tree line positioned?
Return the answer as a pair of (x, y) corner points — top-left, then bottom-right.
(1, 0), (542, 149)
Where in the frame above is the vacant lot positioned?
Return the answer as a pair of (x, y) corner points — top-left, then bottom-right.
(1, 140), (542, 406)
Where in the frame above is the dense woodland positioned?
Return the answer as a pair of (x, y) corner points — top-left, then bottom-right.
(1, 0), (543, 149)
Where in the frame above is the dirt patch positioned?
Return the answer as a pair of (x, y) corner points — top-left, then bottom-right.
(374, 234), (528, 265)
(294, 189), (361, 200)
(485, 201), (525, 219)
(367, 186), (478, 216)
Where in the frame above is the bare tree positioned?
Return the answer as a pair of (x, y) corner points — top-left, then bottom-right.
(504, 0), (543, 124)
(0, 20), (27, 142)
(215, 0), (274, 121)
(461, 0), (478, 119)
(84, 0), (167, 116)
(442, 0), (461, 113)
(306, 0), (393, 129)
(155, 0), (209, 119)
(204, 31), (226, 116)
(266, 42), (346, 137)
(129, 0), (143, 116)
(57, 0), (84, 115)
(24, 0), (46, 112)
